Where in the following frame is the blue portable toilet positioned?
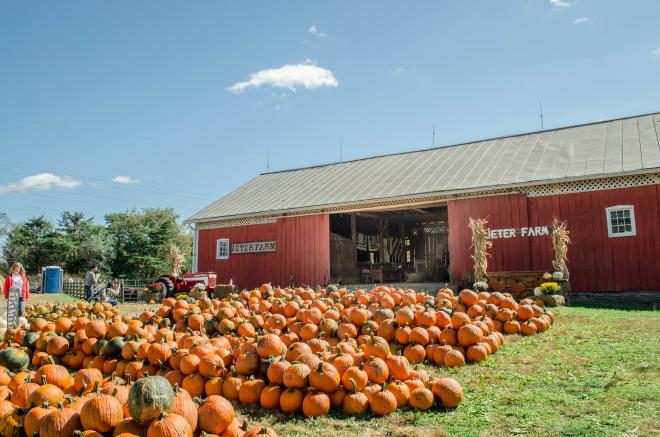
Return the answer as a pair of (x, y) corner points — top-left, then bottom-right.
(42, 266), (63, 293)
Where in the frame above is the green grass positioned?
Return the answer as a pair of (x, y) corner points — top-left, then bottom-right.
(235, 307), (660, 437)
(10, 295), (660, 436)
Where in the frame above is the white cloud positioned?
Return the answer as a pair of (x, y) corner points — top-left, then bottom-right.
(653, 48), (660, 56)
(227, 61), (338, 94)
(393, 66), (415, 74)
(574, 17), (589, 24)
(308, 25), (327, 37)
(550, 0), (572, 7)
(112, 175), (138, 184)
(0, 173), (81, 194)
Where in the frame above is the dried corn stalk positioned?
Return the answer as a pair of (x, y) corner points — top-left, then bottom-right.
(167, 244), (185, 276)
(552, 218), (570, 280)
(469, 217), (492, 283)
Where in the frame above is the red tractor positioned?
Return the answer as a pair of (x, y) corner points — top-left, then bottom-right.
(148, 272), (218, 298)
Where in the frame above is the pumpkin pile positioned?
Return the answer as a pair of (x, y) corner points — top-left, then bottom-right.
(24, 301), (122, 324)
(0, 284), (555, 436)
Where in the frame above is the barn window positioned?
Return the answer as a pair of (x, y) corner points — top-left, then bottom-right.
(605, 205), (636, 237)
(216, 238), (230, 259)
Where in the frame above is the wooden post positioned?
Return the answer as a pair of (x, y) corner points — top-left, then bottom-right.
(350, 214), (357, 242)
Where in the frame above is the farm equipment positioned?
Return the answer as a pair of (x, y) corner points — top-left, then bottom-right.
(146, 272), (218, 300)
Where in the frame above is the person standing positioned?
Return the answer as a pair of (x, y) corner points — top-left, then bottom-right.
(84, 265), (99, 301)
(4, 262), (29, 317)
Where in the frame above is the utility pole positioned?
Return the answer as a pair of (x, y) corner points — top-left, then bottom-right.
(432, 122), (436, 147)
(539, 100), (544, 130)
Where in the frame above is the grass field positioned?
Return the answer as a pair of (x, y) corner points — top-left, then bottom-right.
(237, 306), (659, 437)
(3, 295), (659, 436)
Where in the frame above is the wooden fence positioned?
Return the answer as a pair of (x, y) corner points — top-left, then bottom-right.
(62, 281), (86, 300)
(62, 278), (153, 303)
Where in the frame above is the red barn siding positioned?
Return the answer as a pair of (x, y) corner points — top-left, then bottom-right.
(448, 194), (530, 284)
(197, 215), (330, 290)
(528, 184), (660, 292)
(448, 185), (660, 292)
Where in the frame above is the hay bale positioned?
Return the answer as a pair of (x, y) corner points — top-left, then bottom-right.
(538, 294), (566, 307)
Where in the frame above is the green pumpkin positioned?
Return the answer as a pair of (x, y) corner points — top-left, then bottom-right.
(128, 375), (174, 425)
(0, 347), (30, 373)
(326, 284), (339, 293)
(22, 332), (40, 350)
(93, 338), (108, 356)
(439, 307), (453, 316)
(101, 336), (126, 358)
(204, 318), (218, 336)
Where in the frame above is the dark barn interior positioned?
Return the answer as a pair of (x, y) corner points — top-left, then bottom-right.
(329, 206), (450, 284)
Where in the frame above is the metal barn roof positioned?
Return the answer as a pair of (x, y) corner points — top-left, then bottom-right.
(187, 112), (660, 223)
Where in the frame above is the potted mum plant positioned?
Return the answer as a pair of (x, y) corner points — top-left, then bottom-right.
(537, 281), (565, 307)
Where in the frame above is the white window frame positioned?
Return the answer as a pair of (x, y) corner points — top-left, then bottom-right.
(605, 205), (636, 238)
(216, 238), (230, 259)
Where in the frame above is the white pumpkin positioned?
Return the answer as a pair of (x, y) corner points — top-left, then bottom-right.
(533, 287), (542, 297)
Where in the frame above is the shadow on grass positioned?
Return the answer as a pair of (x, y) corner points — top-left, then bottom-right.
(566, 292), (660, 311)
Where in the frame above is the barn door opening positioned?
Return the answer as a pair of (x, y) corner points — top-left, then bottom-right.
(329, 205), (450, 284)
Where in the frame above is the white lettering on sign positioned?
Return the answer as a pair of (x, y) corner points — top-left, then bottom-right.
(6, 287), (20, 329)
(487, 226), (549, 239)
(231, 240), (276, 254)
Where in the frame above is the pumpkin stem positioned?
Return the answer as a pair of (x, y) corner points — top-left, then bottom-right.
(349, 377), (358, 394)
(40, 374), (47, 385)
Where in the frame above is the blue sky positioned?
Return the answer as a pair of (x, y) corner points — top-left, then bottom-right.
(1, 0), (659, 225)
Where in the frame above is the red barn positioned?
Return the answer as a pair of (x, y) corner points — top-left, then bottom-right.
(187, 113), (660, 293)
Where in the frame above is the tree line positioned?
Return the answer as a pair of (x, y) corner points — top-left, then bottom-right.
(0, 208), (193, 279)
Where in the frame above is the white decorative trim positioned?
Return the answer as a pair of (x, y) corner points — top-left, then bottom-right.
(192, 229), (199, 272)
(197, 216), (278, 230)
(525, 173), (659, 197)
(194, 172), (660, 229)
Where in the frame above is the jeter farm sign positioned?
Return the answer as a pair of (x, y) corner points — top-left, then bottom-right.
(487, 226), (550, 239)
(232, 240), (276, 254)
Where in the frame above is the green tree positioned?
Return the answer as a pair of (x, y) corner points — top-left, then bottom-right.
(2, 216), (68, 274)
(58, 211), (110, 275)
(105, 208), (182, 278)
(176, 227), (194, 274)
